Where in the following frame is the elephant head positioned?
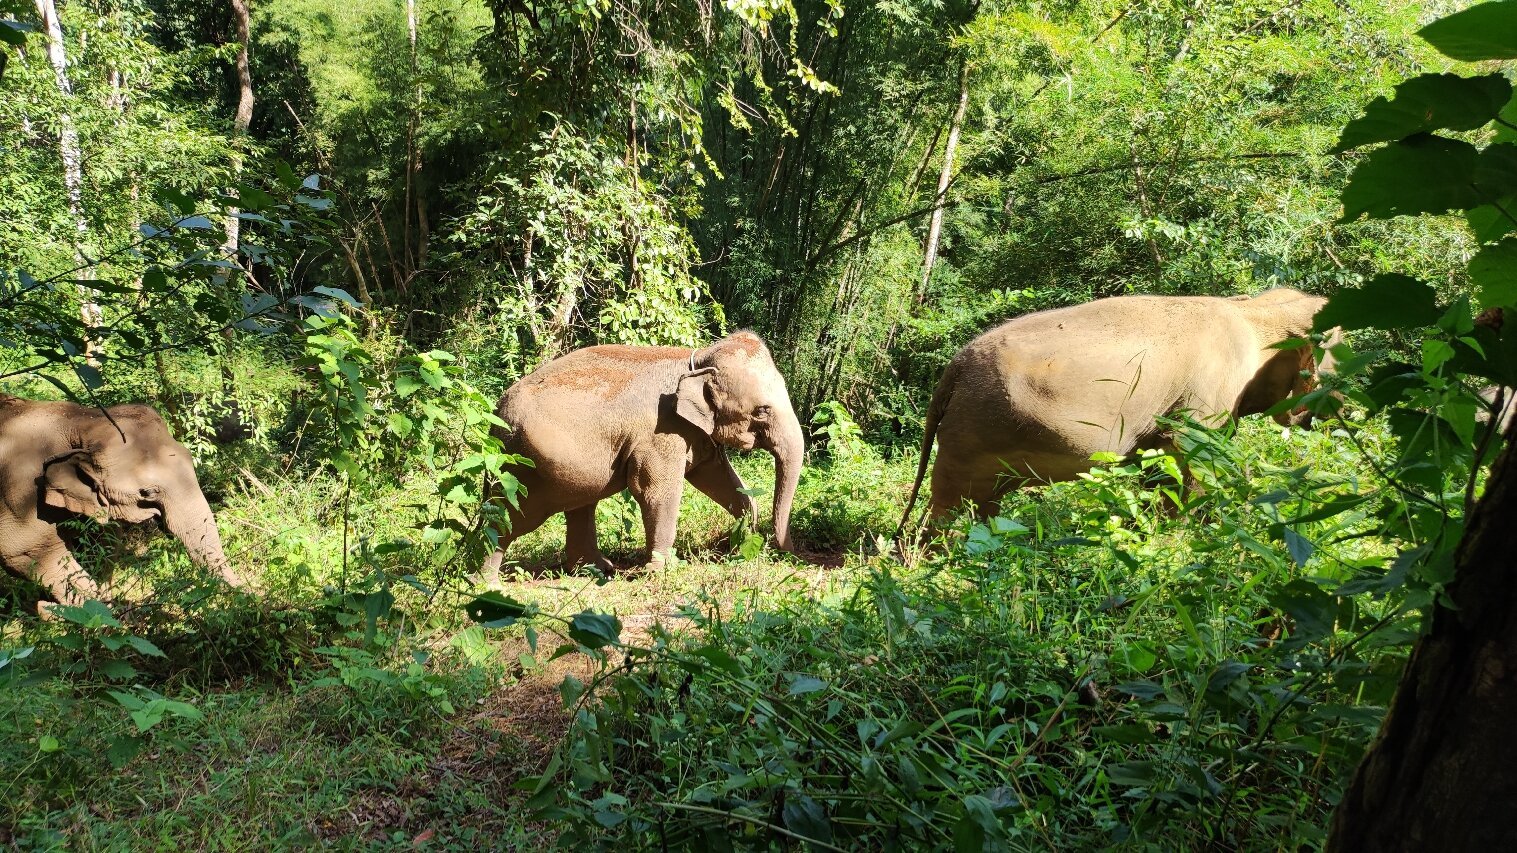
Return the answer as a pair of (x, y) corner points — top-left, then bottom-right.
(674, 332), (805, 550)
(1232, 289), (1341, 427)
(40, 406), (244, 587)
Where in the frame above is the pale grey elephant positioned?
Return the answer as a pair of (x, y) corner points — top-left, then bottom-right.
(480, 331), (805, 582)
(0, 395), (247, 614)
(898, 288), (1336, 528)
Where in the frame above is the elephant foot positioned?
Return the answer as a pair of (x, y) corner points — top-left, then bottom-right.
(640, 550), (675, 572)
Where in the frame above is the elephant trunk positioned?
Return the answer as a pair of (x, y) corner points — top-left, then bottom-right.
(161, 492), (245, 588)
(768, 414), (805, 552)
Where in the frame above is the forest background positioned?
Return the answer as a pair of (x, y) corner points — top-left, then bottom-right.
(2, 0), (1514, 848)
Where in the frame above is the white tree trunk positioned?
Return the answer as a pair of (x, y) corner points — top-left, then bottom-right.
(34, 0), (102, 346)
(223, 0), (253, 259)
(917, 60), (969, 305)
(402, 0), (421, 279)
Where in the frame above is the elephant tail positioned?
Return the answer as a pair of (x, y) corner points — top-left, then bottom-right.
(895, 361), (958, 543)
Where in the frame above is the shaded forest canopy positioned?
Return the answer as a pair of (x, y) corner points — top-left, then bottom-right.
(0, 0), (1467, 415)
(4, 0), (1517, 848)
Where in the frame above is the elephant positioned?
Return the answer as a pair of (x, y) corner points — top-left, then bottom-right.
(0, 394), (247, 615)
(479, 330), (805, 583)
(897, 288), (1336, 529)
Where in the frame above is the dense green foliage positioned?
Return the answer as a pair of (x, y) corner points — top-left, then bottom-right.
(6, 0), (1517, 847)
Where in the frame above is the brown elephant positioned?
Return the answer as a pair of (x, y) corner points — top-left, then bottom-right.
(0, 395), (247, 614)
(898, 288), (1335, 528)
(480, 331), (805, 582)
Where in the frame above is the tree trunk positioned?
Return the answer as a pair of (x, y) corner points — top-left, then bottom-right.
(223, 0), (253, 258)
(34, 0), (102, 352)
(916, 59), (968, 306)
(402, 0), (421, 283)
(220, 0), (253, 387)
(1326, 420), (1517, 851)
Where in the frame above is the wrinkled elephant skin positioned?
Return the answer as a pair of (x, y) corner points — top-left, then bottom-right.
(480, 331), (804, 582)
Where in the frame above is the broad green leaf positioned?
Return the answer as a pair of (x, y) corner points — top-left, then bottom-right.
(782, 794), (832, 844)
(690, 645), (745, 675)
(1206, 660), (1250, 692)
(1340, 135), (1481, 221)
(1314, 275), (1441, 332)
(568, 611), (622, 649)
(99, 659), (138, 681)
(1289, 494), (1374, 525)
(37, 735), (60, 753)
(1470, 237), (1517, 309)
(1468, 197), (1517, 241)
(559, 673), (585, 706)
(464, 591), (531, 628)
(1475, 142), (1517, 198)
(1283, 527), (1315, 567)
(1091, 723), (1155, 744)
(130, 705), (166, 733)
(786, 673), (828, 695)
(1334, 73), (1513, 152)
(1269, 579), (1337, 642)
(74, 362), (103, 391)
(1106, 760), (1157, 787)
(312, 285), (360, 307)
(1420, 1), (1517, 61)
(363, 588), (394, 642)
(106, 735), (144, 769)
(874, 718), (923, 748)
(1115, 680), (1165, 700)
(156, 187), (196, 215)
(0, 19), (32, 47)
(1422, 338), (1456, 373)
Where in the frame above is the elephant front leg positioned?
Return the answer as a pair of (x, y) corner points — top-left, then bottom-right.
(686, 454), (759, 552)
(685, 454), (758, 524)
(17, 545), (101, 618)
(563, 504), (614, 573)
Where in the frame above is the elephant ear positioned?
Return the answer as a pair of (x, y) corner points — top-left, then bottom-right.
(1236, 344), (1311, 419)
(42, 450), (110, 518)
(675, 368), (717, 435)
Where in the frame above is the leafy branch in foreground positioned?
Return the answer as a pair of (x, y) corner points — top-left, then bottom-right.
(0, 166), (338, 397)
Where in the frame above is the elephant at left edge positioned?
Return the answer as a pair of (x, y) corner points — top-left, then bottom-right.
(0, 395), (248, 615)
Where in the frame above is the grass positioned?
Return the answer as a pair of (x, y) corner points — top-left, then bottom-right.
(0, 413), (1420, 849)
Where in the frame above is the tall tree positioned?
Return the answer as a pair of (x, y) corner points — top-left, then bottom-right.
(1326, 415), (1517, 849)
(222, 0), (253, 258)
(33, 0), (101, 352)
(917, 58), (968, 305)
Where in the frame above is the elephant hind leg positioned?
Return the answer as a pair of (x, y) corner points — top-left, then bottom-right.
(479, 500), (556, 588)
(563, 504), (613, 573)
(928, 450), (1012, 524)
(627, 455), (686, 570)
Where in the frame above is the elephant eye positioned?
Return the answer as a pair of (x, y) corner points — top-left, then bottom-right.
(139, 486), (161, 499)
(754, 405), (772, 420)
